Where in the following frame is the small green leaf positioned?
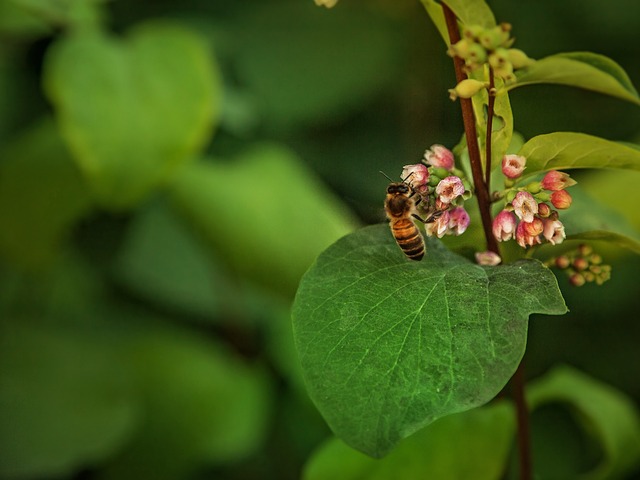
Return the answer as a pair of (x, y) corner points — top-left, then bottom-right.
(292, 224), (566, 457)
(442, 0), (496, 29)
(511, 52), (640, 106)
(518, 132), (640, 177)
(0, 117), (93, 268)
(419, 0), (448, 43)
(304, 401), (515, 480)
(43, 21), (221, 209)
(528, 366), (640, 480)
(169, 144), (358, 296)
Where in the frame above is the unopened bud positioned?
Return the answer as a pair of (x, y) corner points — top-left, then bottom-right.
(462, 25), (484, 40)
(578, 244), (593, 256)
(479, 25), (511, 50)
(489, 48), (510, 69)
(447, 38), (473, 59)
(448, 79), (487, 100)
(555, 255), (570, 269)
(569, 273), (586, 287)
(573, 257), (588, 271)
(537, 203), (551, 217)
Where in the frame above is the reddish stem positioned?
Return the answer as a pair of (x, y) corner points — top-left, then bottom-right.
(442, 5), (498, 255)
(485, 68), (496, 191)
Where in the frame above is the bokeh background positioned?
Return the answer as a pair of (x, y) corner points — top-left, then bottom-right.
(0, 0), (639, 479)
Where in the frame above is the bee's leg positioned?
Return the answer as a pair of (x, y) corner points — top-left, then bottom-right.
(425, 211), (444, 223)
(411, 213), (428, 224)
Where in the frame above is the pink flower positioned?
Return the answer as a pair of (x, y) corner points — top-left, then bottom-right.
(475, 251), (502, 266)
(401, 164), (429, 193)
(542, 218), (566, 245)
(447, 207), (470, 235)
(516, 221), (542, 248)
(435, 176), (465, 204)
(522, 217), (543, 236)
(492, 210), (517, 242)
(426, 210), (450, 238)
(424, 144), (455, 170)
(541, 170), (577, 191)
(501, 154), (526, 179)
(550, 190), (572, 209)
(512, 191), (538, 223)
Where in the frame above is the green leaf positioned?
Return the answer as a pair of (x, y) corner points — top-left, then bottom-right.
(0, 117), (93, 268)
(43, 21), (221, 209)
(0, 321), (138, 479)
(169, 144), (358, 296)
(518, 132), (640, 177)
(528, 366), (640, 480)
(101, 321), (272, 479)
(442, 0), (496, 29)
(292, 224), (567, 457)
(304, 401), (515, 480)
(420, 0), (496, 45)
(511, 52), (640, 106)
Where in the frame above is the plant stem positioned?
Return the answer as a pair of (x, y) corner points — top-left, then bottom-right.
(442, 5), (531, 480)
(442, 5), (498, 255)
(485, 68), (496, 191)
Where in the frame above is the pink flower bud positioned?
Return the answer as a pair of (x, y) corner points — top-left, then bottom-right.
(516, 220), (542, 248)
(424, 144), (455, 170)
(501, 154), (526, 179)
(541, 170), (577, 191)
(425, 210), (450, 238)
(475, 251), (502, 266)
(492, 210), (517, 242)
(435, 176), (465, 204)
(537, 202), (551, 217)
(542, 218), (565, 245)
(447, 207), (470, 235)
(550, 190), (572, 209)
(401, 163), (429, 193)
(512, 191), (538, 223)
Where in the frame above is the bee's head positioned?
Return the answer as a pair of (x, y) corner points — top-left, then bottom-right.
(387, 182), (410, 195)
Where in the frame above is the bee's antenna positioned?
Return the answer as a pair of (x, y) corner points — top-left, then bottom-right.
(379, 171), (394, 182)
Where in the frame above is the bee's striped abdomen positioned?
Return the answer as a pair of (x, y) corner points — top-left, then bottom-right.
(391, 218), (425, 261)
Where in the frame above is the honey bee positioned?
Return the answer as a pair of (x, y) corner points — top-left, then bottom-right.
(384, 182), (427, 261)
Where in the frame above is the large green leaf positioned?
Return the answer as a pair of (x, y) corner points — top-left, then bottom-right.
(511, 52), (640, 106)
(517, 132), (640, 177)
(43, 21), (220, 209)
(528, 366), (640, 480)
(0, 321), (138, 479)
(304, 401), (515, 480)
(292, 224), (566, 457)
(0, 117), (93, 268)
(168, 144), (358, 296)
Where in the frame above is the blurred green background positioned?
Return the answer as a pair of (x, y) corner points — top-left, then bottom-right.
(0, 0), (639, 479)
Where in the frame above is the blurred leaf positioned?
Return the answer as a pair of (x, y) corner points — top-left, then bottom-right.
(232, 2), (401, 130)
(528, 365), (640, 480)
(6, 0), (104, 29)
(304, 401), (515, 480)
(517, 133), (640, 177)
(100, 320), (272, 480)
(511, 52), (640, 106)
(292, 224), (566, 457)
(0, 321), (138, 479)
(0, 117), (93, 268)
(168, 144), (358, 296)
(43, 21), (221, 209)
(0, 0), (50, 37)
(112, 200), (227, 320)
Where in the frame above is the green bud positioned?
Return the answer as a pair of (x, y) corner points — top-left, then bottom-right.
(447, 39), (473, 59)
(448, 79), (487, 100)
(467, 43), (487, 64)
(479, 24), (511, 50)
(462, 25), (484, 40)
(507, 48), (536, 69)
(526, 181), (542, 194)
(506, 189), (517, 203)
(488, 48), (510, 69)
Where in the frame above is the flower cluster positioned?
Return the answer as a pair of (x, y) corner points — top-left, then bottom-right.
(401, 145), (471, 238)
(447, 23), (535, 100)
(493, 154), (576, 249)
(545, 244), (611, 287)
